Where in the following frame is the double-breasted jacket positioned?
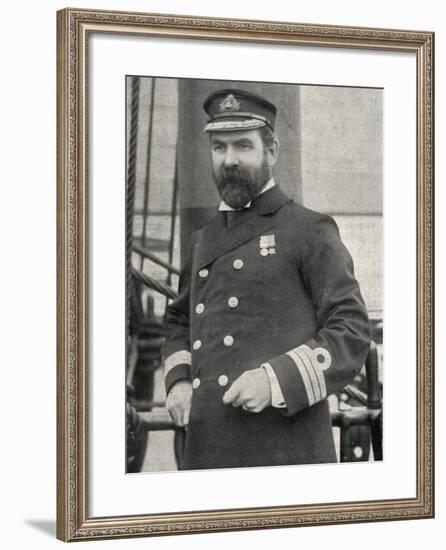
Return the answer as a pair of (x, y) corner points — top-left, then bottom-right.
(163, 185), (371, 470)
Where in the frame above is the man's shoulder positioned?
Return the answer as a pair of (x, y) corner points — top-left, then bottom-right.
(277, 201), (342, 255)
(280, 199), (337, 229)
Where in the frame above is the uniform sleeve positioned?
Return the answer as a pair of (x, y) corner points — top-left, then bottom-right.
(162, 236), (195, 395)
(267, 215), (371, 416)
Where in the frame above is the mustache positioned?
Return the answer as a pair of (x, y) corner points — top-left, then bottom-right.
(217, 166), (251, 183)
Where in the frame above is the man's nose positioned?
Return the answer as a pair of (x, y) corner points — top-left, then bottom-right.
(223, 147), (239, 166)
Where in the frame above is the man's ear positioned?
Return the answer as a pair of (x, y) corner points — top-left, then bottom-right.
(266, 137), (280, 167)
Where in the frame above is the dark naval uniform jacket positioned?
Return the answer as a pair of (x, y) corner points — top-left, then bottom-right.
(163, 185), (371, 470)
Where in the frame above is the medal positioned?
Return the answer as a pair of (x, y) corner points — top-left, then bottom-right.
(259, 235), (276, 256)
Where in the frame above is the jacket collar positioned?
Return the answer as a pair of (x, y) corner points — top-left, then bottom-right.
(195, 185), (292, 270)
(249, 184), (292, 216)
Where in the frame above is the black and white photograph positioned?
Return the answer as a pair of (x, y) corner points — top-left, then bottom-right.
(126, 77), (383, 473)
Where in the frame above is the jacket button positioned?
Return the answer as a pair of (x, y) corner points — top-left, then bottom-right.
(198, 268), (209, 278)
(218, 375), (229, 387)
(195, 303), (205, 314)
(192, 378), (201, 390)
(193, 339), (202, 350)
(223, 335), (234, 347)
(228, 296), (239, 308)
(233, 259), (244, 270)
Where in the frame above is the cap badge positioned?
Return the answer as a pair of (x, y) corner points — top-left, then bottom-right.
(219, 94), (241, 113)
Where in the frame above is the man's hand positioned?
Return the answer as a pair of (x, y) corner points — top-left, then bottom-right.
(222, 368), (272, 413)
(166, 380), (193, 427)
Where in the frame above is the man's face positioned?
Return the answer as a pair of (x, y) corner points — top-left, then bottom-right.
(210, 129), (277, 209)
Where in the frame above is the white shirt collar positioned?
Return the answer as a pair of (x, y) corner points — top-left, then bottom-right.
(218, 178), (276, 211)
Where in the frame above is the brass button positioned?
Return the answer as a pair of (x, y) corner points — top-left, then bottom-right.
(195, 303), (205, 314)
(198, 268), (209, 278)
(218, 374), (229, 387)
(192, 378), (201, 390)
(228, 296), (239, 308)
(233, 259), (244, 270)
(260, 248), (269, 256)
(193, 339), (202, 350)
(223, 335), (234, 347)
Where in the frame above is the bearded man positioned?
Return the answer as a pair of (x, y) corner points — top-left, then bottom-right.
(162, 89), (371, 470)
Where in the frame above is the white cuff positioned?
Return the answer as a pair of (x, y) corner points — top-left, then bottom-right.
(262, 363), (286, 408)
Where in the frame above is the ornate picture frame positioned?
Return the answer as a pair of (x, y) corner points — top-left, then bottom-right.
(57, 7), (434, 541)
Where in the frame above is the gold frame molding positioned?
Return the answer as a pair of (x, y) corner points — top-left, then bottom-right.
(56, 7), (434, 542)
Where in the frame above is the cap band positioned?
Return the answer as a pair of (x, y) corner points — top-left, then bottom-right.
(204, 119), (267, 133)
(212, 112), (271, 124)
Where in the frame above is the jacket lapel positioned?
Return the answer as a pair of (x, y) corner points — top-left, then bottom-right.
(195, 186), (292, 270)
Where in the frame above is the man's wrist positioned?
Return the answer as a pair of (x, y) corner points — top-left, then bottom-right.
(169, 378), (192, 393)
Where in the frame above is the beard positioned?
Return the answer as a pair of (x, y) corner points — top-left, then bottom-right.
(213, 158), (271, 210)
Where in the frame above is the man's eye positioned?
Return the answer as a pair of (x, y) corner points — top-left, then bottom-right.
(213, 144), (225, 152)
